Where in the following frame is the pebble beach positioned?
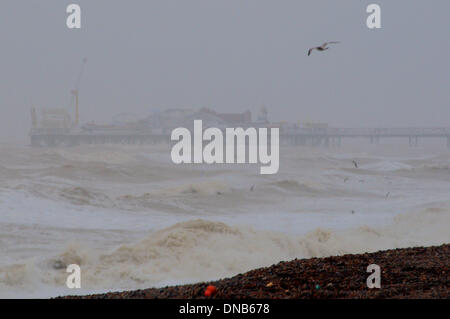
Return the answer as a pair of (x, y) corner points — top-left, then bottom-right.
(61, 244), (449, 299)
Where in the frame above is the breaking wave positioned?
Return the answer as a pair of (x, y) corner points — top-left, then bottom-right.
(1, 204), (448, 297)
(267, 179), (321, 194)
(1, 144), (450, 298)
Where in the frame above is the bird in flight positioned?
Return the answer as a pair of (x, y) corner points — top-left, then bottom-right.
(308, 41), (340, 56)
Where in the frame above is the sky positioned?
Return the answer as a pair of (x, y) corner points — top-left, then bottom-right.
(0, 0), (449, 142)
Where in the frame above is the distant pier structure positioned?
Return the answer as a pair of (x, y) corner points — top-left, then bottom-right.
(30, 126), (450, 149)
(29, 108), (450, 148)
(279, 127), (450, 148)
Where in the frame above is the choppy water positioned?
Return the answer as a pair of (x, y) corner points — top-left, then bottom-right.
(0, 142), (449, 298)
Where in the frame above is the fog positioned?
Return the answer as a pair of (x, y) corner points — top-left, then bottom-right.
(0, 0), (449, 142)
(0, 1), (450, 298)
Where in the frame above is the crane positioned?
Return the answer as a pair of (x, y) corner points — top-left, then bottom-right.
(71, 58), (88, 126)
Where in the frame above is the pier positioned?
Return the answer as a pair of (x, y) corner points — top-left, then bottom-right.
(30, 127), (450, 148)
(280, 127), (450, 148)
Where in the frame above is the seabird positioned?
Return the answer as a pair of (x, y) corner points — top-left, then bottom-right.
(352, 160), (358, 168)
(308, 41), (340, 56)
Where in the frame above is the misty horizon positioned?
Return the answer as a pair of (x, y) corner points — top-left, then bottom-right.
(0, 0), (449, 143)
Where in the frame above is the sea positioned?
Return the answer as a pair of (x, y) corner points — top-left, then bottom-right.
(0, 141), (449, 298)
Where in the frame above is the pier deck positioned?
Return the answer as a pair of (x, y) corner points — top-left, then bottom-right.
(30, 127), (450, 148)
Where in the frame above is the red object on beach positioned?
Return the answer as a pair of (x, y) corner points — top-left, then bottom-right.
(204, 285), (217, 297)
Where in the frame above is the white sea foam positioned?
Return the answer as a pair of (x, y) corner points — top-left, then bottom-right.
(0, 143), (449, 298)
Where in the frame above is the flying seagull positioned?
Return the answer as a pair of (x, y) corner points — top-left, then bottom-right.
(308, 41), (340, 56)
